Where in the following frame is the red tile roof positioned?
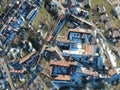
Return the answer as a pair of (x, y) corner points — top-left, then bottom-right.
(50, 60), (78, 67)
(54, 75), (71, 81)
(10, 69), (25, 73)
(47, 36), (53, 42)
(20, 50), (36, 64)
(84, 44), (94, 55)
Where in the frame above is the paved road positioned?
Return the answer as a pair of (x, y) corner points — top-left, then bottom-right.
(54, 46), (65, 61)
(0, 58), (15, 90)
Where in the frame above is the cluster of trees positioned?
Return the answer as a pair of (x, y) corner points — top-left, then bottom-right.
(44, 0), (51, 8)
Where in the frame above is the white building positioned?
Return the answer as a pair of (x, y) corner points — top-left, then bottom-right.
(115, 4), (120, 19)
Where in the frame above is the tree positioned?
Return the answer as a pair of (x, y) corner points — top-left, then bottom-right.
(44, 0), (51, 7)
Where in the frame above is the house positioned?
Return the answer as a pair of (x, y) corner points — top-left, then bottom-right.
(25, 54), (40, 70)
(19, 1), (33, 18)
(112, 30), (120, 39)
(3, 31), (16, 46)
(18, 0), (41, 23)
(19, 50), (36, 64)
(50, 59), (78, 80)
(105, 21), (112, 30)
(61, 0), (69, 6)
(71, 6), (89, 18)
(10, 61), (23, 71)
(108, 29), (120, 43)
(10, 15), (25, 29)
(115, 4), (120, 19)
(44, 50), (61, 61)
(97, 5), (106, 14)
(100, 14), (109, 23)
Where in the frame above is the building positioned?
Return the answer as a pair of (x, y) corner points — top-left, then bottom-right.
(100, 14), (109, 23)
(115, 4), (120, 19)
(71, 5), (89, 18)
(10, 15), (25, 29)
(3, 31), (16, 47)
(97, 5), (106, 14)
(49, 59), (84, 89)
(50, 59), (78, 80)
(19, 50), (36, 64)
(57, 29), (98, 59)
(81, 67), (99, 76)
(62, 44), (96, 57)
(26, 7), (39, 23)
(105, 21), (112, 30)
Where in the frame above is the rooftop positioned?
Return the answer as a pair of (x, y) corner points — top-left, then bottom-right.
(50, 60), (78, 67)
(63, 44), (95, 56)
(57, 28), (92, 42)
(68, 28), (92, 34)
(19, 50), (36, 64)
(10, 69), (25, 74)
(112, 30), (120, 38)
(54, 75), (71, 81)
(81, 67), (99, 76)
(108, 69), (116, 76)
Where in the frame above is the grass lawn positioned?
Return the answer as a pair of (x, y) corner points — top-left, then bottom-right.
(91, 0), (120, 28)
(0, 0), (11, 14)
(116, 59), (120, 67)
(33, 2), (51, 29)
(59, 24), (68, 36)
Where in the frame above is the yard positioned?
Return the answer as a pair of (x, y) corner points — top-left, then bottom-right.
(33, 2), (51, 30)
(91, 0), (120, 28)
